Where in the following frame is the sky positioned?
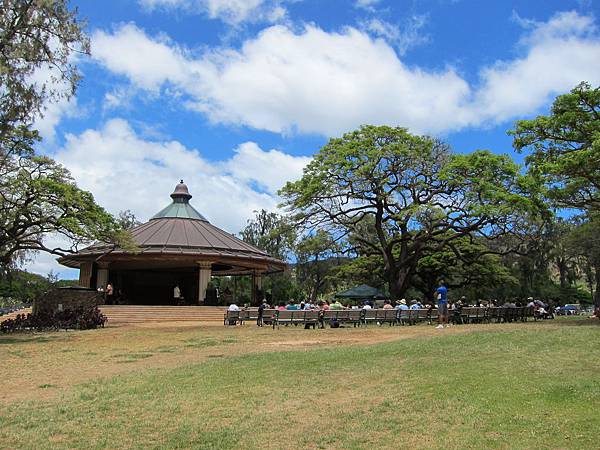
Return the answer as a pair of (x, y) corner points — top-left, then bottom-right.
(26, 0), (600, 278)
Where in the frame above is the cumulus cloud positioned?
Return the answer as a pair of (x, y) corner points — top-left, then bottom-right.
(53, 118), (308, 226)
(138, 0), (290, 25)
(473, 10), (600, 124)
(25, 118), (310, 276)
(89, 11), (600, 137)
(92, 24), (189, 92)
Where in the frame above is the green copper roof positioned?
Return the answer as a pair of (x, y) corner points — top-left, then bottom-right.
(151, 181), (208, 221)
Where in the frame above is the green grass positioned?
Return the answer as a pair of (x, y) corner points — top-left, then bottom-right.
(1, 323), (599, 449)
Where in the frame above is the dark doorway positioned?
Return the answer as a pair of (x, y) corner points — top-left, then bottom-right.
(110, 268), (198, 305)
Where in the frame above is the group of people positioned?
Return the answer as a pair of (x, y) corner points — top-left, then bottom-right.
(227, 280), (597, 328)
(226, 281), (453, 328)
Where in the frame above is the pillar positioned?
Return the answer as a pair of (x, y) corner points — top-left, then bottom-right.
(79, 262), (93, 288)
(252, 270), (264, 305)
(96, 262), (110, 291)
(197, 261), (212, 304)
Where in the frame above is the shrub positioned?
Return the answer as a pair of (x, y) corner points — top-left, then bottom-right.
(0, 306), (107, 333)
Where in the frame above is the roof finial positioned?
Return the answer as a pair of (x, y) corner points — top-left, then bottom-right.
(170, 180), (192, 202)
(180, 179), (184, 183)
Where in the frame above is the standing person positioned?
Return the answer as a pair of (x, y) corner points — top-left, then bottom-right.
(173, 284), (182, 305)
(105, 282), (114, 304)
(435, 280), (449, 329)
(257, 299), (268, 327)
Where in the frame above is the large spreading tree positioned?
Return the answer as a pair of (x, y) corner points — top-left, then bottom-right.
(280, 125), (542, 299)
(0, 1), (130, 274)
(510, 82), (600, 210)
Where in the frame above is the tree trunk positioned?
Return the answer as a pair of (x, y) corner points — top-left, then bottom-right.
(388, 265), (415, 300)
(556, 258), (568, 289)
(594, 263), (600, 307)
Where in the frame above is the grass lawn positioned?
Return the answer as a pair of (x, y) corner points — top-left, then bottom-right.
(1, 319), (599, 449)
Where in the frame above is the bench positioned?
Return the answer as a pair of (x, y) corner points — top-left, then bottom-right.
(273, 310), (320, 329)
(224, 310), (240, 325)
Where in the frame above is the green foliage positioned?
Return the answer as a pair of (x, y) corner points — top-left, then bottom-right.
(510, 82), (600, 210)
(239, 209), (295, 260)
(415, 235), (517, 301)
(0, 0), (89, 139)
(0, 270), (55, 305)
(294, 230), (345, 301)
(0, 1), (135, 272)
(0, 132), (125, 269)
(564, 213), (600, 305)
(281, 125), (543, 298)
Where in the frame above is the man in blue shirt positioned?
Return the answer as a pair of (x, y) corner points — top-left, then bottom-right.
(435, 281), (449, 329)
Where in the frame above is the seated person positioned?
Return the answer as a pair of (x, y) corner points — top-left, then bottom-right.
(330, 299), (344, 310)
(395, 299), (409, 310)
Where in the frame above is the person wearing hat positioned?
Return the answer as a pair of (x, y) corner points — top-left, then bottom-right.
(257, 299), (268, 327)
(526, 297), (535, 308)
(395, 299), (409, 310)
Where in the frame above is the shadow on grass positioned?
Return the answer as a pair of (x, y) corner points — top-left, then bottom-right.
(0, 334), (64, 345)
(548, 317), (600, 327)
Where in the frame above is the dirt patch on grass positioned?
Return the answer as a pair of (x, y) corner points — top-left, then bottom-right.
(0, 320), (561, 403)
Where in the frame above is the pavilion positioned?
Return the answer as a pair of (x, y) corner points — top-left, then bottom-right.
(58, 181), (286, 305)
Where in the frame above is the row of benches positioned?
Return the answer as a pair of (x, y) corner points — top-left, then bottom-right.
(224, 306), (536, 328)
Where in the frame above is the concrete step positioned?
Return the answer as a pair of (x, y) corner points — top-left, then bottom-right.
(100, 305), (227, 323)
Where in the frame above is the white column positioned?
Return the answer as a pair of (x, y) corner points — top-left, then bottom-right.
(197, 261), (212, 304)
(96, 262), (109, 290)
(79, 262), (92, 288)
(252, 270), (264, 304)
(96, 269), (109, 290)
(255, 273), (262, 291)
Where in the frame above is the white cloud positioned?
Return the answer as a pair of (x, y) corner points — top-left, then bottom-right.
(92, 23), (189, 92)
(358, 15), (429, 55)
(355, 0), (381, 10)
(103, 86), (136, 111)
(139, 0), (290, 25)
(23, 235), (79, 279)
(474, 11), (600, 124)
(53, 118), (307, 226)
(91, 11), (600, 136)
(225, 142), (311, 194)
(25, 118), (310, 276)
(33, 96), (78, 143)
(29, 64), (80, 143)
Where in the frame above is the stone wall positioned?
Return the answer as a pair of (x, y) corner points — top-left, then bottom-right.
(33, 287), (104, 316)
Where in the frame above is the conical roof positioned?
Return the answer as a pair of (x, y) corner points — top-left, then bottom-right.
(151, 180), (207, 221)
(58, 181), (286, 273)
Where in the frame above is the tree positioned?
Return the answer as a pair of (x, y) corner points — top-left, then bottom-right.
(295, 230), (343, 302)
(0, 0), (89, 140)
(565, 213), (600, 306)
(239, 209), (298, 304)
(0, 1), (133, 275)
(510, 82), (600, 210)
(117, 210), (142, 230)
(280, 125), (542, 299)
(0, 132), (127, 272)
(413, 235), (517, 303)
(239, 209), (295, 260)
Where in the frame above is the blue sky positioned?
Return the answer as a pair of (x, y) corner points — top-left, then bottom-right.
(29, 0), (600, 276)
